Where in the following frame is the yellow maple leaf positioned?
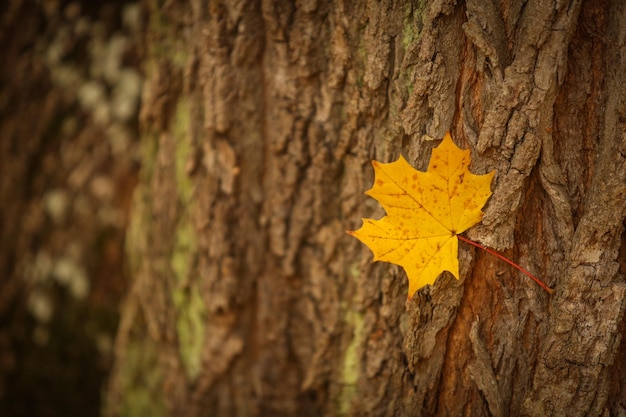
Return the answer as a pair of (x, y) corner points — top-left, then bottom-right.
(348, 132), (495, 299)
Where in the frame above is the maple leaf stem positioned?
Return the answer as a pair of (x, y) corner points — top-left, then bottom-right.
(456, 234), (554, 294)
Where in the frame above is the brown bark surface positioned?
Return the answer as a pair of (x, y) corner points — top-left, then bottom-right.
(105, 1), (626, 416)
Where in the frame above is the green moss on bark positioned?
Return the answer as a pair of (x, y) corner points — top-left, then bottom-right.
(117, 338), (165, 417)
(171, 96), (206, 382)
(338, 307), (365, 416)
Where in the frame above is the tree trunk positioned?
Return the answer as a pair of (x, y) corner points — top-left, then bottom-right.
(105, 1), (626, 416)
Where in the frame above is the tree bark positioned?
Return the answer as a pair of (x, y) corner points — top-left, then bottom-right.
(106, 1), (626, 416)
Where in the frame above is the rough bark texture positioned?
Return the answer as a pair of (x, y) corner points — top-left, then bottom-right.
(106, 1), (626, 416)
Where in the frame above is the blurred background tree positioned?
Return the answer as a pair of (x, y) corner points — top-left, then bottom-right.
(0, 1), (141, 415)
